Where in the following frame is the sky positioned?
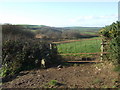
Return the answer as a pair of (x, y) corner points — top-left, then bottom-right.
(0, 0), (119, 27)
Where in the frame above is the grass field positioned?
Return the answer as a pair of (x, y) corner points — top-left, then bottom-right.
(80, 31), (98, 35)
(57, 37), (101, 55)
(31, 30), (37, 32)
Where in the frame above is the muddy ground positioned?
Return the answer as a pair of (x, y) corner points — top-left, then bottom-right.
(2, 61), (120, 88)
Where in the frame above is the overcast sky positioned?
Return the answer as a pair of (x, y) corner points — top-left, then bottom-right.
(0, 0), (119, 27)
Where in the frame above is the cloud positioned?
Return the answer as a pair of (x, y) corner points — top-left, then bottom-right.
(1, 14), (117, 27)
(69, 14), (118, 27)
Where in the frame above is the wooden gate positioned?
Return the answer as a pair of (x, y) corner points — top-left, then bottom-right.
(53, 38), (106, 63)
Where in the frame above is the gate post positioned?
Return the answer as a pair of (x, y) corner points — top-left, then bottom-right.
(50, 43), (53, 50)
(100, 39), (104, 61)
(100, 39), (106, 61)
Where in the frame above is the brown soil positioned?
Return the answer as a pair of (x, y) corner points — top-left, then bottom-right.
(2, 62), (119, 88)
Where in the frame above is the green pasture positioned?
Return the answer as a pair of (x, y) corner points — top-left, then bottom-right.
(57, 38), (101, 55)
(31, 30), (37, 32)
(80, 31), (98, 35)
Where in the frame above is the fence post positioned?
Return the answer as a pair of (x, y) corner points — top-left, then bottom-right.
(100, 39), (104, 61)
(50, 43), (57, 50)
(100, 39), (106, 61)
(50, 43), (52, 50)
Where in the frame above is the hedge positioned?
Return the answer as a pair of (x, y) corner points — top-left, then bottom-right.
(99, 21), (120, 65)
(1, 39), (59, 77)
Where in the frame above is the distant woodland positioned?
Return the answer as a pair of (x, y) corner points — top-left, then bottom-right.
(2, 24), (101, 41)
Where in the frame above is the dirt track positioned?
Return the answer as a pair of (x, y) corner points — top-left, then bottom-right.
(2, 62), (119, 88)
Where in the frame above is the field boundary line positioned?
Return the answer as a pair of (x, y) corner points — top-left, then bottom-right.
(59, 52), (109, 55)
(53, 38), (101, 44)
(65, 60), (103, 63)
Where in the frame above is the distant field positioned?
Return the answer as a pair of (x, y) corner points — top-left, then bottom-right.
(57, 37), (101, 55)
(31, 30), (37, 32)
(80, 31), (98, 35)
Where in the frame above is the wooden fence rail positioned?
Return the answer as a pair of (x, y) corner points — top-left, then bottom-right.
(52, 38), (101, 44)
(59, 52), (109, 55)
(51, 38), (109, 61)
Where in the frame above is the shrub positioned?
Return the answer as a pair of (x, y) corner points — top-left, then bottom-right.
(99, 21), (120, 65)
(1, 39), (59, 77)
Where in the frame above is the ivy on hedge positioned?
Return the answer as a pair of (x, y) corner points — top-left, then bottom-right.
(99, 21), (120, 65)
